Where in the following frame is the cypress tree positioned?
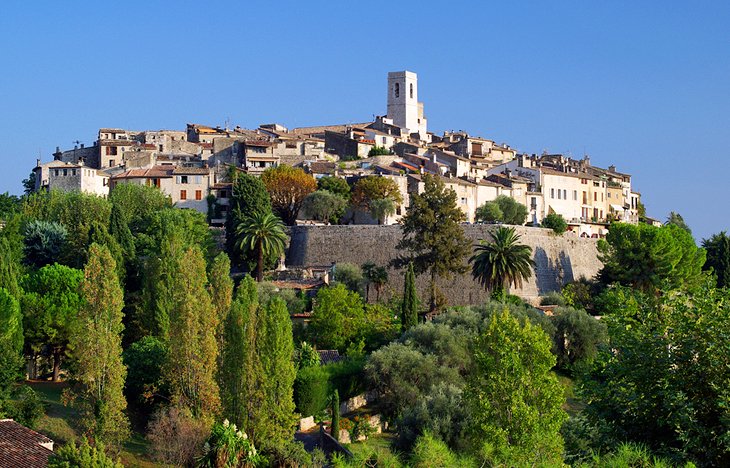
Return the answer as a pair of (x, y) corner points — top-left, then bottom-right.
(0, 288), (24, 403)
(219, 276), (266, 439)
(331, 389), (340, 441)
(208, 253), (234, 347)
(401, 262), (419, 330)
(259, 296), (297, 447)
(164, 245), (220, 419)
(109, 203), (135, 262)
(69, 243), (129, 449)
(0, 237), (21, 299)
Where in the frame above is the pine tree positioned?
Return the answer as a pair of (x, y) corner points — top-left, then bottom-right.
(331, 389), (340, 442)
(68, 243), (129, 450)
(401, 262), (419, 330)
(259, 297), (297, 447)
(219, 276), (266, 440)
(164, 245), (220, 419)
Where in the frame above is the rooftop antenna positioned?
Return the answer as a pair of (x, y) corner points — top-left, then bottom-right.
(224, 117), (230, 132)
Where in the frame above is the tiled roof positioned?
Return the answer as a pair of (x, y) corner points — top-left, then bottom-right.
(0, 419), (54, 468)
(111, 166), (173, 179)
(171, 166), (210, 175)
(290, 123), (373, 135)
(307, 162), (336, 174)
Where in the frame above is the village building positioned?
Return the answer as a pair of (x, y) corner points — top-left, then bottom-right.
(0, 419), (55, 467)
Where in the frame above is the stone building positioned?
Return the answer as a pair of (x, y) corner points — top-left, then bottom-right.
(34, 160), (111, 196)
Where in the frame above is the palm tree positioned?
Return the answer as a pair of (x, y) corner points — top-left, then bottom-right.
(235, 211), (287, 282)
(362, 262), (389, 302)
(470, 226), (535, 300)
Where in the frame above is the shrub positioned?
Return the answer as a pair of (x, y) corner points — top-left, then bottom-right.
(147, 406), (210, 466)
(539, 291), (566, 306)
(197, 419), (262, 468)
(368, 146), (391, 157)
(542, 213), (568, 234)
(562, 280), (596, 312)
(351, 415), (376, 441)
(48, 437), (123, 468)
(123, 336), (167, 408)
(332, 263), (363, 293)
(294, 365), (330, 417)
(410, 432), (473, 468)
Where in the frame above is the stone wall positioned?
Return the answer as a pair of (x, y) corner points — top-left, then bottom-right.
(286, 225), (602, 304)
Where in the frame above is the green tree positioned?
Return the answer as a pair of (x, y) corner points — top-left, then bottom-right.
(219, 276), (266, 440)
(401, 262), (419, 330)
(477, 196), (528, 225)
(226, 172), (272, 264)
(122, 336), (167, 409)
(362, 262), (389, 302)
(598, 223), (705, 292)
(582, 281), (730, 465)
(465, 309), (566, 465)
(261, 165), (317, 225)
(702, 231), (730, 288)
(475, 201), (503, 223)
(470, 226), (535, 301)
(302, 190), (347, 224)
(542, 213), (568, 234)
(21, 264), (83, 381)
(0, 192), (20, 220)
(0, 288), (24, 413)
(208, 252), (234, 349)
(0, 236), (22, 299)
(550, 306), (607, 373)
(108, 182), (171, 230)
(235, 211), (287, 282)
(331, 389), (340, 441)
(164, 246), (220, 419)
(665, 211), (691, 234)
(109, 203), (135, 263)
(21, 171), (36, 195)
(67, 243), (129, 449)
(48, 437), (123, 468)
(369, 198), (396, 225)
(317, 176), (351, 200)
(259, 297), (297, 447)
(397, 174), (471, 312)
(309, 283), (365, 351)
(23, 220), (68, 268)
(333, 262), (363, 294)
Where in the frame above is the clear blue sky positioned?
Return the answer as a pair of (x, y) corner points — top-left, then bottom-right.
(1, 1), (728, 240)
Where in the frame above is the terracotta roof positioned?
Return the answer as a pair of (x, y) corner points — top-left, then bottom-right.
(100, 140), (134, 147)
(111, 166), (173, 179)
(245, 140), (273, 148)
(0, 419), (54, 468)
(307, 162), (336, 174)
(541, 167), (597, 180)
(171, 166), (210, 175)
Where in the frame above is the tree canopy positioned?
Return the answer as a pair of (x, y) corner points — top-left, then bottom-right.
(470, 226), (535, 300)
(702, 231), (730, 288)
(261, 165), (316, 225)
(598, 222), (705, 292)
(476, 195), (528, 225)
(352, 176), (403, 214)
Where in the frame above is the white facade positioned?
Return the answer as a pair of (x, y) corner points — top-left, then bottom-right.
(387, 71), (427, 139)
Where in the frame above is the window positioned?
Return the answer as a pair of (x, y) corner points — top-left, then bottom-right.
(394, 82), (399, 98)
(409, 83), (414, 98)
(106, 146), (118, 155)
(63, 169), (68, 176)
(573, 190), (577, 200)
(194, 175), (202, 184)
(109, 159), (115, 167)
(72, 169), (76, 176)
(177, 175), (188, 184)
(550, 188), (555, 198)
(563, 189), (567, 199)
(195, 190), (202, 200)
(594, 192), (597, 201)
(180, 190), (187, 200)
(557, 190), (561, 200)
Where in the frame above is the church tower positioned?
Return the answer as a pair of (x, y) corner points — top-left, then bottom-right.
(387, 71), (427, 139)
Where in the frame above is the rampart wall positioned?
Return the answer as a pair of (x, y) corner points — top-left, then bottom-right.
(287, 225), (602, 304)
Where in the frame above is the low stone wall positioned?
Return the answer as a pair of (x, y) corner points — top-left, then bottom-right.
(339, 391), (377, 416)
(287, 225), (602, 303)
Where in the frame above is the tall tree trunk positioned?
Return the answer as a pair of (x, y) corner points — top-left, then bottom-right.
(256, 241), (264, 282)
(429, 271), (437, 313)
(52, 348), (62, 382)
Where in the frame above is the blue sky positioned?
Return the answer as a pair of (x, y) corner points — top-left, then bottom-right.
(1, 1), (728, 239)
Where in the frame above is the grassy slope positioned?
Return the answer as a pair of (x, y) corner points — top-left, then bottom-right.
(27, 381), (160, 468)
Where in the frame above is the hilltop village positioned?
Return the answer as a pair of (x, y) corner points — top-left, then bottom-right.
(32, 71), (649, 237)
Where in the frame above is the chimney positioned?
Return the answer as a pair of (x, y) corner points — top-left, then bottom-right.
(609, 164), (616, 172)
(36, 158), (41, 167)
(80, 143), (84, 149)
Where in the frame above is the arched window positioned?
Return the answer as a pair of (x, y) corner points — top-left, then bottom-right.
(394, 83), (399, 98)
(410, 83), (414, 98)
